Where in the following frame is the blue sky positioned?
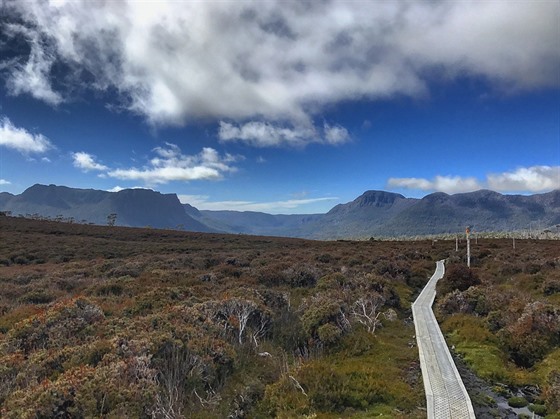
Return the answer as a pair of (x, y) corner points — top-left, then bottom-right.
(1, 0), (559, 214)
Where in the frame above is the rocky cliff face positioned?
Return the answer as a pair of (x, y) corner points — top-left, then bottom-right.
(0, 184), (214, 231)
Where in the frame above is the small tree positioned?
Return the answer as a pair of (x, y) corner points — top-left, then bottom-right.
(350, 292), (385, 334)
(107, 213), (117, 226)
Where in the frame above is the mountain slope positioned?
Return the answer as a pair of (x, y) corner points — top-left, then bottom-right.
(380, 189), (560, 236)
(192, 189), (560, 238)
(316, 190), (418, 238)
(191, 209), (323, 237)
(1, 184), (214, 232)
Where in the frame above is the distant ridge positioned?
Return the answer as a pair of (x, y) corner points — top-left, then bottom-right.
(187, 189), (560, 238)
(1, 184), (559, 238)
(0, 184), (214, 232)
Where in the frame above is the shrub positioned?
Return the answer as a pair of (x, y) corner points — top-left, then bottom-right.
(283, 264), (320, 288)
(528, 403), (547, 415)
(543, 279), (560, 296)
(317, 323), (342, 345)
(5, 298), (104, 354)
(95, 283), (124, 296)
(543, 370), (560, 413)
(437, 286), (490, 317)
(316, 253), (333, 263)
(19, 291), (54, 304)
(508, 396), (528, 408)
(499, 301), (560, 367)
(300, 292), (346, 338)
(317, 273), (347, 290)
(437, 264), (481, 296)
(271, 308), (307, 352)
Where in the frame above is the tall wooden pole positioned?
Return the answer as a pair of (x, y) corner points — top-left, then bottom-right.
(456, 235), (459, 252)
(466, 227), (471, 268)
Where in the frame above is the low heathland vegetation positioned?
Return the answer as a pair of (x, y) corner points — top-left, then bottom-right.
(435, 240), (560, 417)
(0, 216), (558, 417)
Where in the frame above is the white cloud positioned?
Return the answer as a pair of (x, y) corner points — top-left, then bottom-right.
(218, 121), (350, 148)
(388, 175), (482, 194)
(72, 151), (108, 172)
(107, 186), (125, 193)
(323, 123), (350, 146)
(107, 143), (240, 185)
(219, 121), (316, 147)
(487, 166), (560, 192)
(0, 116), (53, 153)
(387, 177), (434, 191)
(388, 166), (560, 194)
(2, 23), (63, 105)
(107, 185), (149, 192)
(0, 179), (11, 185)
(3, 1), (557, 129)
(178, 194), (338, 214)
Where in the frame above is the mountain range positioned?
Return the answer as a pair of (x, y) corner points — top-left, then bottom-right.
(0, 184), (213, 232)
(1, 184), (559, 238)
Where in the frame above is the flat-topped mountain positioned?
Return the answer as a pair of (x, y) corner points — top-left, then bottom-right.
(0, 184), (213, 231)
(328, 190), (411, 214)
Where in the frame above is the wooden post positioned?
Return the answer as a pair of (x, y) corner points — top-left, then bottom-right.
(466, 227), (471, 268)
(455, 235), (459, 252)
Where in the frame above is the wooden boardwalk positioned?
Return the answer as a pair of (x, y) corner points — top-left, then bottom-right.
(412, 261), (476, 419)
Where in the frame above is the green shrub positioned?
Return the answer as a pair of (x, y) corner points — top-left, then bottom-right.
(317, 323), (342, 345)
(508, 396), (528, 408)
(95, 283), (124, 296)
(528, 403), (547, 415)
(300, 292), (345, 337)
(317, 273), (347, 290)
(284, 264), (320, 287)
(271, 308), (307, 351)
(19, 291), (54, 304)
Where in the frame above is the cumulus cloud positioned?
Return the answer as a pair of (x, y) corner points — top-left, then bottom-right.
(0, 179), (11, 185)
(0, 116), (53, 153)
(178, 194), (338, 214)
(323, 123), (350, 145)
(2, 1), (557, 130)
(388, 175), (482, 194)
(219, 121), (315, 147)
(107, 185), (149, 192)
(487, 166), (560, 192)
(218, 121), (350, 147)
(106, 143), (240, 185)
(388, 166), (560, 194)
(2, 23), (63, 105)
(72, 151), (108, 172)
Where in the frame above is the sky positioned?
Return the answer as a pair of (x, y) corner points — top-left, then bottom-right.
(0, 0), (559, 214)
